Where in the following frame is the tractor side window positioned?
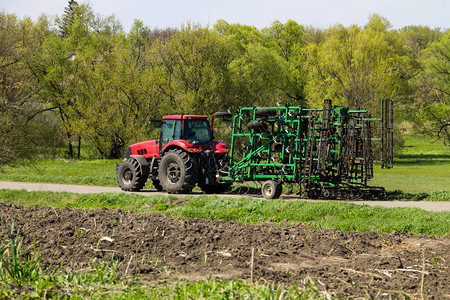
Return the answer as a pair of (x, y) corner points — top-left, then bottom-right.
(161, 120), (175, 143)
(174, 120), (182, 140)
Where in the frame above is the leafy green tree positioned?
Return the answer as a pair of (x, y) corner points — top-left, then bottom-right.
(67, 20), (163, 158)
(35, 3), (95, 158)
(59, 0), (79, 37)
(227, 42), (284, 106)
(263, 20), (308, 104)
(412, 31), (450, 145)
(0, 13), (58, 166)
(152, 23), (237, 114)
(306, 15), (415, 113)
(400, 25), (443, 54)
(36, 2), (156, 158)
(215, 20), (308, 107)
(304, 25), (325, 45)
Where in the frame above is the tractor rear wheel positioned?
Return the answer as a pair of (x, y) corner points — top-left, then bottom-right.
(158, 149), (198, 193)
(261, 180), (282, 199)
(117, 158), (148, 191)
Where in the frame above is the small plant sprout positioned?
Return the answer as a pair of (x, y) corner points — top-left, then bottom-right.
(0, 217), (42, 286)
(202, 252), (208, 266)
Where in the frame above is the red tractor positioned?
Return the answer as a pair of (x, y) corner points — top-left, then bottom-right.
(116, 114), (231, 194)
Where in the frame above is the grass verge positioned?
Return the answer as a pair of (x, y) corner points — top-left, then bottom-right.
(1, 268), (327, 299)
(0, 159), (118, 187)
(0, 189), (448, 237)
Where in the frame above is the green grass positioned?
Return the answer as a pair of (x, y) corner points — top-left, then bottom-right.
(371, 135), (450, 198)
(0, 217), (41, 287)
(0, 189), (448, 237)
(0, 159), (118, 186)
(1, 266), (327, 299)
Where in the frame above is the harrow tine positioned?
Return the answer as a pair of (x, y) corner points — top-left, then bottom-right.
(256, 181), (262, 190)
(237, 184), (242, 194)
(244, 181), (251, 194)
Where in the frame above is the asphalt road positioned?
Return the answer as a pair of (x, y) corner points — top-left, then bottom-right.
(1, 180), (449, 212)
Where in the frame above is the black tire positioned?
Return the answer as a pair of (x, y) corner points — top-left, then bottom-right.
(261, 180), (281, 199)
(306, 183), (322, 199)
(256, 109), (278, 116)
(323, 188), (336, 200)
(214, 111), (232, 118)
(117, 158), (148, 191)
(201, 183), (232, 194)
(308, 187), (323, 199)
(247, 121), (267, 132)
(307, 189), (318, 199)
(158, 149), (198, 193)
(275, 182), (283, 198)
(152, 179), (163, 191)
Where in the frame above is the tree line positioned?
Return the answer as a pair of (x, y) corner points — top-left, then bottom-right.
(0, 1), (449, 163)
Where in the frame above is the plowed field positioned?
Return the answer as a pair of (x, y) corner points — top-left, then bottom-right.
(1, 203), (448, 298)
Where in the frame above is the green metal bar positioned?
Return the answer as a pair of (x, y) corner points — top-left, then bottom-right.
(229, 139), (273, 172)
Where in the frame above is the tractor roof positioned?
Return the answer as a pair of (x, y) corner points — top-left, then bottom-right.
(163, 115), (208, 120)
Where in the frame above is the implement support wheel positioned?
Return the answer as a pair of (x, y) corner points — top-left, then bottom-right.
(261, 180), (282, 199)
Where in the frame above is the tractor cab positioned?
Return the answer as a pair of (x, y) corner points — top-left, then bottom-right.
(160, 115), (212, 152)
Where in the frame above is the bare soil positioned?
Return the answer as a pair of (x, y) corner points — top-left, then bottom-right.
(0, 203), (448, 299)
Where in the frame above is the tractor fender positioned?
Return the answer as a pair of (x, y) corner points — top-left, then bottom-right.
(129, 155), (150, 176)
(162, 140), (197, 154)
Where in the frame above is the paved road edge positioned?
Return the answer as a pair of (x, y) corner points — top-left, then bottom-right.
(1, 181), (449, 212)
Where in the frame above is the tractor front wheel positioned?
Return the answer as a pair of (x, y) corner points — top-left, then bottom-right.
(117, 158), (148, 191)
(158, 149), (198, 193)
(261, 180), (282, 199)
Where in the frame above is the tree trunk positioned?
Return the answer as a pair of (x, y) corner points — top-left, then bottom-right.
(77, 136), (81, 159)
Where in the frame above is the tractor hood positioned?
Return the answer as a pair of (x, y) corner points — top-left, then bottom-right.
(127, 140), (160, 158)
(125, 139), (229, 159)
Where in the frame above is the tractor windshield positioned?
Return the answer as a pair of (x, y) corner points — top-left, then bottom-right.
(183, 119), (212, 144)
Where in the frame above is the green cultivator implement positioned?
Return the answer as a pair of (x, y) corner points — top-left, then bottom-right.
(218, 99), (394, 199)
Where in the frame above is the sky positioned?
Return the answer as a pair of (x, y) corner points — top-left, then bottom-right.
(1, 0), (449, 32)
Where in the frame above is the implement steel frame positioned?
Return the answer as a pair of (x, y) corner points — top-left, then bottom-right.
(219, 99), (393, 199)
